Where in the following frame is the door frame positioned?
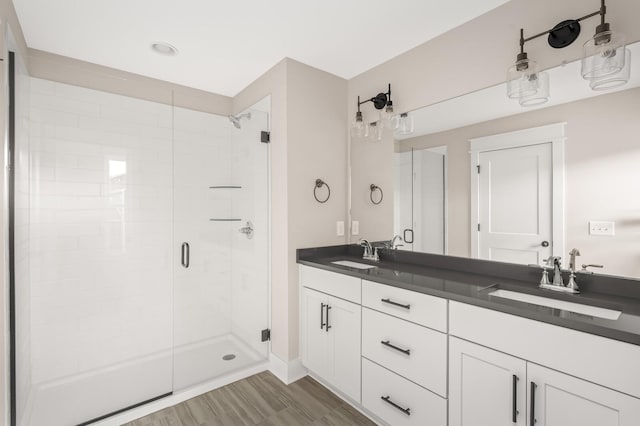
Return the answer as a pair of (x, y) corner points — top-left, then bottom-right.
(469, 122), (566, 260)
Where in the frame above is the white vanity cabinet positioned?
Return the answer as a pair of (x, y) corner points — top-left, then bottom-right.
(299, 266), (362, 403)
(299, 263), (640, 426)
(449, 301), (640, 426)
(450, 337), (640, 426)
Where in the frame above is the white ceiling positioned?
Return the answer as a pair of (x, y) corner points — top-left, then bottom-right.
(13, 0), (510, 97)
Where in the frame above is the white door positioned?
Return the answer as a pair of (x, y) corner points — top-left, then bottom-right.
(326, 295), (362, 403)
(449, 337), (527, 426)
(527, 363), (640, 426)
(477, 143), (552, 265)
(301, 287), (329, 378)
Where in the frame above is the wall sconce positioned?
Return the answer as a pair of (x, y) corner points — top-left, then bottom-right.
(351, 84), (394, 140)
(507, 0), (630, 107)
(394, 113), (414, 136)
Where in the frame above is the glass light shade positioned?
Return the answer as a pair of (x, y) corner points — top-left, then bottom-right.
(380, 103), (395, 129)
(394, 113), (414, 136)
(589, 48), (631, 91)
(365, 121), (383, 142)
(581, 31), (626, 80)
(519, 72), (550, 107)
(350, 113), (365, 139)
(507, 58), (540, 99)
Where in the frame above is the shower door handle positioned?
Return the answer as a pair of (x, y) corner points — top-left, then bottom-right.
(181, 242), (190, 268)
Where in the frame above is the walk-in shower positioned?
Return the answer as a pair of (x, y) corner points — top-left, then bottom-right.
(8, 45), (271, 426)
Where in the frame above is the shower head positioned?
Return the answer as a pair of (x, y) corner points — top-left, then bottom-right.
(228, 112), (251, 129)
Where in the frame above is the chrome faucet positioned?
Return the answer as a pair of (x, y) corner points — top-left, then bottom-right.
(359, 239), (379, 262)
(568, 248), (581, 273)
(566, 248), (581, 292)
(551, 256), (564, 287)
(536, 254), (579, 294)
(386, 235), (404, 250)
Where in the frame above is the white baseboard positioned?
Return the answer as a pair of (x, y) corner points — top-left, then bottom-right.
(268, 354), (307, 385)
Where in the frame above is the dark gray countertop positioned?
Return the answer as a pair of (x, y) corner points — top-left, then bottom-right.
(297, 245), (640, 346)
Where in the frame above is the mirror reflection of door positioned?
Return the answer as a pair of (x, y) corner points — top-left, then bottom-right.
(394, 147), (446, 254)
(470, 124), (565, 265)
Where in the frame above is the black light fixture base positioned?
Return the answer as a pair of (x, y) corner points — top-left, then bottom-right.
(372, 93), (388, 110)
(548, 19), (581, 49)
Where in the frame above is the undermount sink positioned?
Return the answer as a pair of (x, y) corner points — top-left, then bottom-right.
(488, 289), (621, 320)
(331, 260), (377, 270)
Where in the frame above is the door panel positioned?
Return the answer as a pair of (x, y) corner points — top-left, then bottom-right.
(327, 295), (362, 403)
(301, 288), (329, 378)
(478, 143), (552, 265)
(450, 337), (527, 426)
(528, 363), (640, 426)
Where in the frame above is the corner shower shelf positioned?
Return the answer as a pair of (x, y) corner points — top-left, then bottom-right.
(209, 186), (242, 189)
(209, 218), (242, 222)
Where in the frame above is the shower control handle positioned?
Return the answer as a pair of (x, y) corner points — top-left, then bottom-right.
(181, 242), (190, 268)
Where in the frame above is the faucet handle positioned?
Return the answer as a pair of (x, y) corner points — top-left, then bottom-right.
(580, 264), (604, 273)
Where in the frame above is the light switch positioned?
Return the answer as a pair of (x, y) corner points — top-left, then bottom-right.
(351, 220), (360, 236)
(589, 221), (615, 236)
(336, 221), (344, 236)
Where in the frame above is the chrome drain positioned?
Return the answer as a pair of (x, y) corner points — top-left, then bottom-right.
(222, 354), (236, 361)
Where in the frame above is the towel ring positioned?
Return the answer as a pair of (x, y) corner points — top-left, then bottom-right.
(370, 184), (383, 205)
(314, 179), (331, 203)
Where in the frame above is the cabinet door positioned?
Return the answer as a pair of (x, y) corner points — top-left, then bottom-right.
(450, 337), (527, 426)
(301, 287), (329, 378)
(326, 295), (362, 403)
(528, 363), (640, 426)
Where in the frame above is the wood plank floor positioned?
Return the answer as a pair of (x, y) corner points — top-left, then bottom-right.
(123, 371), (376, 426)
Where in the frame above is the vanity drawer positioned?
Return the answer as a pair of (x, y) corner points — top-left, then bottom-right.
(362, 358), (447, 426)
(362, 308), (447, 397)
(362, 280), (447, 332)
(299, 265), (361, 304)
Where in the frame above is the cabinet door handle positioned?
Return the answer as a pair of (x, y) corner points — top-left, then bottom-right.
(381, 340), (411, 356)
(181, 242), (190, 268)
(325, 305), (332, 332)
(512, 374), (519, 423)
(530, 381), (537, 425)
(381, 298), (411, 310)
(320, 303), (326, 329)
(381, 396), (411, 416)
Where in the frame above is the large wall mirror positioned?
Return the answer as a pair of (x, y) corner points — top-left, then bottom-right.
(350, 40), (640, 280)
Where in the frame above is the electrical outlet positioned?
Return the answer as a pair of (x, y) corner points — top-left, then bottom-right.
(351, 220), (360, 236)
(589, 221), (615, 236)
(336, 221), (344, 236)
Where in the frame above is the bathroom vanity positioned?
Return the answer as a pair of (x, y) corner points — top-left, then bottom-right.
(297, 245), (640, 426)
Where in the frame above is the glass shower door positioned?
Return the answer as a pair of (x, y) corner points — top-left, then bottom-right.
(26, 80), (174, 425)
(173, 102), (270, 390)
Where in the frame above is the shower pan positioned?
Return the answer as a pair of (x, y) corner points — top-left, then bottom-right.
(9, 60), (271, 425)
